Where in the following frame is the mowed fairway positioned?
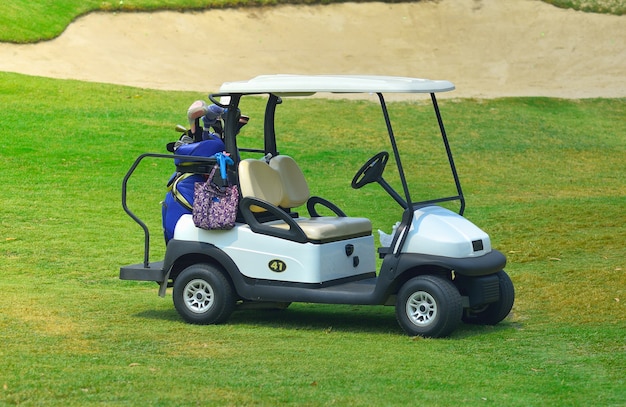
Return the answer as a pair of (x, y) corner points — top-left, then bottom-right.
(0, 71), (624, 405)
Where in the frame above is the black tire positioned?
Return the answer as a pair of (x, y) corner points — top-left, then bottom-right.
(173, 263), (235, 325)
(396, 275), (463, 338)
(462, 270), (515, 325)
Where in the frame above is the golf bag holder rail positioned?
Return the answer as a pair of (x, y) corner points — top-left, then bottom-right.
(122, 153), (218, 268)
(175, 162), (217, 174)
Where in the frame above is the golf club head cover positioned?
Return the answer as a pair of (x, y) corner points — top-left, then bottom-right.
(202, 104), (225, 127)
(187, 100), (208, 133)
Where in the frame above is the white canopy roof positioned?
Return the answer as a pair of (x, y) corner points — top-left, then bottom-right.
(218, 75), (455, 95)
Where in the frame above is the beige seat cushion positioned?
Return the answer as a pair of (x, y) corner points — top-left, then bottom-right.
(269, 155), (310, 207)
(268, 216), (372, 243)
(239, 159), (283, 212)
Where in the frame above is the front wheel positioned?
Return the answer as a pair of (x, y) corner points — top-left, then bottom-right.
(173, 263), (235, 325)
(462, 270), (515, 325)
(396, 275), (463, 338)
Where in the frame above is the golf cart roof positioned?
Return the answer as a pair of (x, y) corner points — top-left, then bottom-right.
(218, 74), (455, 96)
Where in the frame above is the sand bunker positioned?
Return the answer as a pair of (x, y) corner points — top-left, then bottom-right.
(0, 0), (624, 98)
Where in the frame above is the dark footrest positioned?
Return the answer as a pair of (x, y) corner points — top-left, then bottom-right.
(120, 261), (165, 282)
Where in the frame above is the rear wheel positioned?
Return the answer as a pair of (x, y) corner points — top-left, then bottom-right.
(463, 270), (515, 325)
(396, 275), (462, 338)
(173, 263), (235, 325)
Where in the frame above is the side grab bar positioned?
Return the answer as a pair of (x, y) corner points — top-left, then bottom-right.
(121, 153), (217, 268)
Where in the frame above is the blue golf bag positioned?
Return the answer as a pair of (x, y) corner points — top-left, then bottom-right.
(162, 134), (225, 242)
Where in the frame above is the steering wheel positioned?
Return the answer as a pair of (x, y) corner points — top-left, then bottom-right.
(351, 151), (389, 189)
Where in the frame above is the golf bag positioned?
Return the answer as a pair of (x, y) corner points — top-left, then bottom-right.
(162, 133), (226, 243)
(162, 101), (248, 243)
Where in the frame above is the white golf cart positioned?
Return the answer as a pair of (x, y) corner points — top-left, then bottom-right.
(120, 75), (514, 337)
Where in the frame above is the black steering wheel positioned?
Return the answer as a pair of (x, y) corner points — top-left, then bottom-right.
(351, 151), (389, 189)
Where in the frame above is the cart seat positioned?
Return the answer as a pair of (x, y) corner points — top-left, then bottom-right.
(265, 216), (372, 243)
(268, 155), (310, 207)
(238, 158), (372, 243)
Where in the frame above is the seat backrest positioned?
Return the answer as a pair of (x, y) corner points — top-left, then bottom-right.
(238, 159), (284, 212)
(269, 155), (310, 208)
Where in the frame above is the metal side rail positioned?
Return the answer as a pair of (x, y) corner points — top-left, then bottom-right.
(121, 153), (217, 270)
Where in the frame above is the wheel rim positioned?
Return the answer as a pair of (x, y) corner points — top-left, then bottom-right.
(406, 291), (437, 326)
(183, 278), (215, 314)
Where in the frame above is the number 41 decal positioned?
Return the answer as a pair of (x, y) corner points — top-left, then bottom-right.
(268, 259), (287, 273)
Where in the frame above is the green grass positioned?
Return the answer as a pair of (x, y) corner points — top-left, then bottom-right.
(544, 0), (626, 14)
(1, 0), (624, 43)
(1, 71), (625, 405)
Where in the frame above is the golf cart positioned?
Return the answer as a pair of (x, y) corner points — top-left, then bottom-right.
(120, 75), (514, 337)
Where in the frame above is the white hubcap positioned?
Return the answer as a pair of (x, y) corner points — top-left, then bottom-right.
(406, 291), (437, 326)
(184, 279), (215, 313)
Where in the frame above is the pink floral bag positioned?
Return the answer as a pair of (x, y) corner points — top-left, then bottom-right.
(192, 166), (238, 230)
